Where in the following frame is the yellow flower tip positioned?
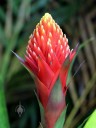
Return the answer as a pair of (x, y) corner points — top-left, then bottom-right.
(41, 13), (52, 22)
(44, 13), (52, 18)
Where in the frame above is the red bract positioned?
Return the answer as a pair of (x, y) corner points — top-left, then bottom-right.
(14, 13), (78, 127)
(24, 13), (77, 107)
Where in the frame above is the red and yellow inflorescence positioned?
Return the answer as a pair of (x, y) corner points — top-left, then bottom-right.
(24, 13), (77, 107)
(14, 13), (78, 128)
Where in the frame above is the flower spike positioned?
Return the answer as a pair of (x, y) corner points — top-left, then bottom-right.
(14, 13), (78, 128)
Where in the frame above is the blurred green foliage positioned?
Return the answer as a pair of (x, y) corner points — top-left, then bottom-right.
(0, 0), (96, 128)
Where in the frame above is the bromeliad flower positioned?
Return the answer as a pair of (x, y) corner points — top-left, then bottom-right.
(13, 13), (78, 128)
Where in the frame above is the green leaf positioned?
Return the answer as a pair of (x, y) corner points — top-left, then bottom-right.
(0, 8), (5, 22)
(38, 98), (45, 125)
(84, 110), (96, 128)
(77, 117), (89, 128)
(0, 25), (7, 47)
(54, 106), (67, 128)
(34, 91), (45, 126)
(0, 76), (10, 128)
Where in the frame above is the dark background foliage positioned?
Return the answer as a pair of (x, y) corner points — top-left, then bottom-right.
(0, 0), (96, 128)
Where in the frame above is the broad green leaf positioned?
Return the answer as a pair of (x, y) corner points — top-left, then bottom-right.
(84, 110), (96, 128)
